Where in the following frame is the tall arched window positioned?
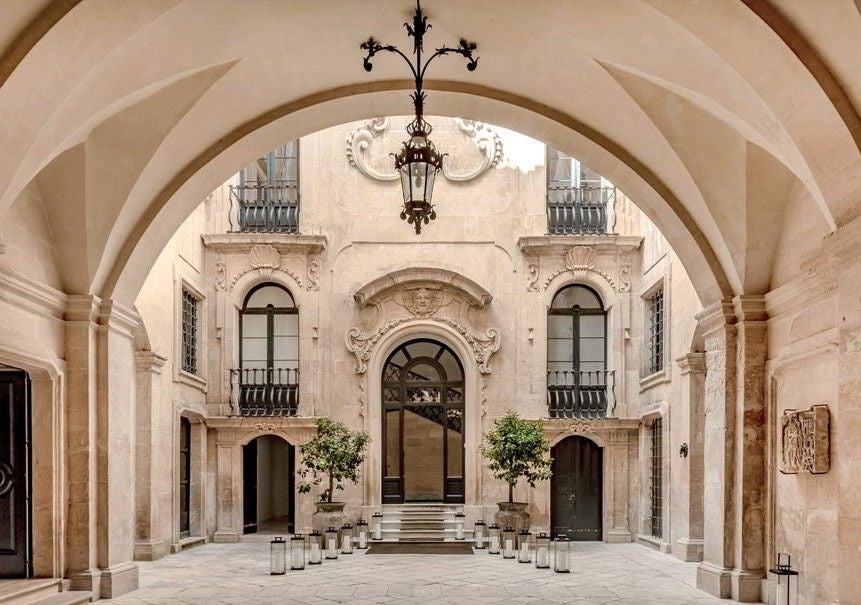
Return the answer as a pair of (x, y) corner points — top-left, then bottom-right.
(547, 285), (610, 419)
(234, 283), (299, 416)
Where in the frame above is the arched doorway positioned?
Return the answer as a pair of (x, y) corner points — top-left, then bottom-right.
(551, 435), (603, 541)
(382, 339), (465, 504)
(242, 435), (295, 534)
(0, 365), (31, 577)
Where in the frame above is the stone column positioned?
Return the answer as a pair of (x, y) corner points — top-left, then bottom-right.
(695, 298), (767, 602)
(606, 430), (632, 543)
(213, 433), (240, 543)
(95, 301), (141, 597)
(65, 296), (101, 593)
(133, 351), (167, 561)
(674, 353), (706, 561)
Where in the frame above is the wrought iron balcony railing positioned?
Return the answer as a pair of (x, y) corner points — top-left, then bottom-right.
(547, 370), (616, 419)
(229, 181), (299, 233)
(229, 368), (299, 416)
(547, 185), (614, 235)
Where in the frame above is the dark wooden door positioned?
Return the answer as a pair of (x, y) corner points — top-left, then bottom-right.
(179, 417), (191, 538)
(551, 436), (602, 541)
(0, 369), (31, 577)
(242, 439), (258, 534)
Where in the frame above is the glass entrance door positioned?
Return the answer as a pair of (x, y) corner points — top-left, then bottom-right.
(382, 339), (464, 503)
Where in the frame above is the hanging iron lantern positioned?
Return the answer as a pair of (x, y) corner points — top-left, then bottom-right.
(553, 536), (571, 573)
(270, 536), (287, 575)
(324, 527), (339, 560)
(518, 529), (532, 563)
(488, 523), (501, 554)
(340, 524), (354, 554)
(360, 0), (479, 234)
(474, 519), (487, 549)
(356, 519), (369, 549)
(502, 527), (517, 559)
(308, 530), (323, 565)
(290, 534), (305, 570)
(372, 512), (383, 540)
(455, 512), (465, 540)
(535, 532), (551, 569)
(769, 552), (799, 605)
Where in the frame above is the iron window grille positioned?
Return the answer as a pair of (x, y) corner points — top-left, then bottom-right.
(650, 417), (663, 538)
(645, 288), (665, 376)
(546, 146), (614, 235)
(181, 288), (199, 375)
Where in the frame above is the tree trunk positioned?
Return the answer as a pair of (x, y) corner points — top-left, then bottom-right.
(508, 482), (514, 503)
(327, 475), (334, 503)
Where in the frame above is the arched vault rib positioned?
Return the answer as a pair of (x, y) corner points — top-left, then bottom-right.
(102, 80), (733, 307)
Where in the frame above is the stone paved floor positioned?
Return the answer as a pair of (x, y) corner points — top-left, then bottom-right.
(106, 536), (745, 605)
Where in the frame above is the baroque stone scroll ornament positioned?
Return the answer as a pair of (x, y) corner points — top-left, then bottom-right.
(780, 405), (830, 474)
(228, 244), (305, 291)
(346, 117), (503, 182)
(306, 256), (321, 292)
(345, 317), (500, 375)
(543, 246), (616, 291)
(526, 263), (540, 292)
(402, 287), (445, 317)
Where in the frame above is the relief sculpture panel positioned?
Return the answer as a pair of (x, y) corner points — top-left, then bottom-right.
(779, 404), (830, 474)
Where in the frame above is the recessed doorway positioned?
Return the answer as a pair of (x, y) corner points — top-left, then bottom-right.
(242, 435), (295, 534)
(0, 366), (31, 577)
(551, 435), (603, 541)
(381, 339), (465, 504)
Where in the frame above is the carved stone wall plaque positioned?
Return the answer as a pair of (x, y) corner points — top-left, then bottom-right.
(780, 404), (830, 474)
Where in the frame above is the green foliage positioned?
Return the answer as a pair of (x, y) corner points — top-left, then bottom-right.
(480, 410), (552, 502)
(297, 417), (370, 503)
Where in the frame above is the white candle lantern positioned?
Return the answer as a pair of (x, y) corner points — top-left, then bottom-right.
(308, 530), (323, 565)
(290, 534), (305, 570)
(474, 520), (487, 549)
(553, 536), (571, 573)
(324, 527), (339, 559)
(270, 536), (287, 575)
(455, 512), (465, 540)
(488, 523), (501, 554)
(356, 519), (369, 549)
(502, 527), (516, 559)
(518, 529), (532, 563)
(340, 524), (354, 554)
(535, 532), (551, 569)
(372, 512), (383, 540)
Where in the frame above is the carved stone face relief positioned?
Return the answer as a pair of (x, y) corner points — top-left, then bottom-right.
(403, 287), (444, 317)
(780, 405), (830, 474)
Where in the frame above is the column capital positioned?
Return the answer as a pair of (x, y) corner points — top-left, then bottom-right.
(676, 352), (707, 375)
(134, 350), (167, 373)
(732, 295), (767, 323)
(695, 300), (736, 337)
(98, 299), (142, 339)
(65, 294), (101, 323)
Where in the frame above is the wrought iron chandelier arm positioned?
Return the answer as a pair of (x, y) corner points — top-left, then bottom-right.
(418, 40), (479, 81)
(360, 38), (419, 80)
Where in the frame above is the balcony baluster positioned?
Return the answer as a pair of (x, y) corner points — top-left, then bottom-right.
(546, 369), (615, 419)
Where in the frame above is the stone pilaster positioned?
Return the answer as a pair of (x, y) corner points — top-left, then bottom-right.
(675, 352), (706, 562)
(606, 430), (632, 543)
(133, 351), (167, 561)
(213, 432), (241, 543)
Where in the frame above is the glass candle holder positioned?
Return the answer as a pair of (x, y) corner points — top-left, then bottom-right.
(308, 530), (323, 565)
(340, 524), (354, 554)
(372, 512), (383, 540)
(553, 536), (571, 573)
(535, 532), (551, 569)
(474, 520), (487, 549)
(290, 534), (305, 570)
(502, 527), (517, 559)
(324, 527), (339, 559)
(356, 519), (368, 549)
(455, 512), (465, 540)
(270, 536), (287, 575)
(518, 529), (532, 563)
(488, 523), (501, 554)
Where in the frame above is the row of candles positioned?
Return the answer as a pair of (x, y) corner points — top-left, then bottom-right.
(271, 512), (574, 574)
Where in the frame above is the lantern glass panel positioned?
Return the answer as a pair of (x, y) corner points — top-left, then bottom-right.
(455, 513), (465, 540)
(372, 513), (383, 540)
(502, 527), (516, 559)
(357, 520), (368, 549)
(325, 527), (339, 559)
(488, 524), (501, 554)
(308, 531), (322, 565)
(518, 530), (532, 563)
(341, 524), (354, 554)
(270, 536), (287, 575)
(290, 535), (305, 570)
(474, 520), (486, 549)
(535, 533), (551, 568)
(554, 537), (571, 573)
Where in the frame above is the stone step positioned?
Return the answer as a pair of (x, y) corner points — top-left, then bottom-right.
(0, 579), (62, 605)
(31, 593), (92, 605)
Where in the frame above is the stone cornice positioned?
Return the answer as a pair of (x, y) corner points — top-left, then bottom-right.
(694, 300), (736, 337)
(517, 234), (642, 257)
(676, 352), (707, 375)
(206, 416), (319, 430)
(98, 299), (142, 338)
(764, 267), (836, 318)
(732, 295), (768, 323)
(353, 267), (492, 308)
(135, 350), (168, 373)
(0, 265), (67, 321)
(65, 294), (101, 323)
(202, 233), (327, 255)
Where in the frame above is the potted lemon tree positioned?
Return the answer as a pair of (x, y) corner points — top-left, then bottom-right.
(298, 417), (370, 531)
(481, 410), (552, 531)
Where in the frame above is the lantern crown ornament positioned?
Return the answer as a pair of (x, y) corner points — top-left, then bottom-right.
(360, 0), (479, 234)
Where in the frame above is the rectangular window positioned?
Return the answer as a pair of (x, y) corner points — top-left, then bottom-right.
(646, 287), (665, 375)
(546, 146), (612, 235)
(234, 141), (300, 233)
(650, 417), (663, 538)
(181, 288), (199, 374)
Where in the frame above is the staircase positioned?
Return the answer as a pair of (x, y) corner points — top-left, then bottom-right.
(380, 504), (472, 542)
(0, 579), (91, 605)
